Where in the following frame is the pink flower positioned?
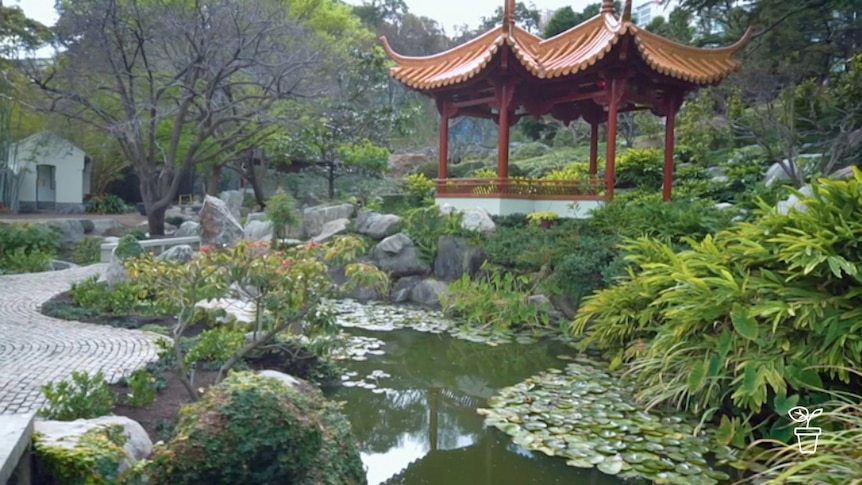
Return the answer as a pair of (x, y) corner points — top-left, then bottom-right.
(201, 245), (211, 253)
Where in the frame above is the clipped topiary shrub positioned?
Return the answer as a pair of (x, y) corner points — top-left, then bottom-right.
(144, 372), (366, 485)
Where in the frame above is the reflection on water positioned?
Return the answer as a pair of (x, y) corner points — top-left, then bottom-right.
(329, 328), (629, 485)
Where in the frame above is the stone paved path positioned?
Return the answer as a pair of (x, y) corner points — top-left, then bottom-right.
(0, 264), (160, 414)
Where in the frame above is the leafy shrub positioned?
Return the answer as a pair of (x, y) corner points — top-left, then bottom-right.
(401, 206), (471, 262)
(185, 329), (247, 366)
(572, 170), (862, 445)
(401, 173), (436, 199)
(0, 222), (59, 260)
(265, 191), (299, 246)
(165, 216), (185, 227)
(541, 160), (594, 181)
(615, 148), (663, 190)
(124, 228), (147, 240)
(0, 247), (54, 274)
(481, 220), (582, 272)
(588, 197), (735, 243)
(71, 237), (102, 265)
(70, 276), (147, 315)
(472, 168), (497, 178)
(511, 141), (551, 160)
(447, 160), (485, 178)
(411, 161), (439, 179)
(545, 232), (622, 305)
(442, 269), (550, 330)
(144, 372), (366, 485)
(114, 234), (144, 261)
(39, 371), (115, 420)
(86, 193), (128, 214)
(126, 369), (157, 408)
(743, 375), (862, 484)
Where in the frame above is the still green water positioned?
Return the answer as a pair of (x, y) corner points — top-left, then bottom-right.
(331, 328), (629, 485)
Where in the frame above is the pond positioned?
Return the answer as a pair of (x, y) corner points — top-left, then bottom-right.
(330, 327), (629, 485)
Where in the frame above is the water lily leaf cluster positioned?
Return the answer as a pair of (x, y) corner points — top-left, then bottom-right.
(332, 299), (552, 346)
(479, 360), (736, 484)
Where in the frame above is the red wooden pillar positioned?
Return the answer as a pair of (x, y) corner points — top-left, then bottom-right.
(496, 83), (511, 179)
(662, 96), (679, 201)
(438, 101), (450, 180)
(589, 122), (599, 175)
(604, 78), (623, 201)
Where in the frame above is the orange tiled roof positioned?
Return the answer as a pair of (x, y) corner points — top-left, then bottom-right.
(380, 2), (751, 90)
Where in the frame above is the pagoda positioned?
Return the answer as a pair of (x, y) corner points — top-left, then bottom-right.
(381, 0), (750, 216)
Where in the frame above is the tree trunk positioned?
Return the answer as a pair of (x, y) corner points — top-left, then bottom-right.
(207, 164), (222, 195)
(245, 162), (267, 209)
(327, 163), (335, 200)
(147, 204), (167, 236)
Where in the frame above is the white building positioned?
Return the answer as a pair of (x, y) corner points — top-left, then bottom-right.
(631, 0), (680, 26)
(5, 133), (91, 212)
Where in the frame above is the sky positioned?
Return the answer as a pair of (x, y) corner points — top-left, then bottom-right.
(17, 0), (599, 33)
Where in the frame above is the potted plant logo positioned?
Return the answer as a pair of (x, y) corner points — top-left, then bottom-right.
(788, 406), (823, 454)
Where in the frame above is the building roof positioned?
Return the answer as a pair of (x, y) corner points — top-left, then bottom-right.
(380, 0), (751, 91)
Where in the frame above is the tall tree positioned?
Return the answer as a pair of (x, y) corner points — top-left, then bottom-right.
(542, 6), (577, 38)
(644, 8), (695, 44)
(479, 1), (541, 34)
(25, 0), (337, 234)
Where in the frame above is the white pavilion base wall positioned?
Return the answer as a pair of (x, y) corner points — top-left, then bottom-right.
(436, 197), (604, 219)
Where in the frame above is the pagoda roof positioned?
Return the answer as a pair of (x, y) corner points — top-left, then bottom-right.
(380, 0), (751, 91)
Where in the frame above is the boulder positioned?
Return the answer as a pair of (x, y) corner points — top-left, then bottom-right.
(195, 298), (256, 324)
(302, 203), (354, 239)
(460, 207), (496, 233)
(34, 416), (152, 482)
(219, 189), (245, 220)
(714, 202), (734, 210)
(104, 254), (130, 287)
(173, 220), (200, 238)
(764, 160), (799, 187)
(372, 233), (430, 277)
(199, 195), (244, 247)
(777, 184), (815, 215)
(243, 220), (273, 241)
(388, 152), (428, 177)
(390, 275), (423, 303)
(438, 203), (457, 216)
(354, 211), (401, 240)
(58, 204), (86, 215)
(312, 218), (350, 243)
(409, 278), (449, 308)
(527, 294), (564, 320)
(78, 219), (95, 234)
(434, 236), (485, 281)
(258, 369), (301, 388)
(829, 166), (857, 179)
(246, 212), (267, 223)
(300, 192), (323, 209)
(91, 219), (127, 236)
(144, 372), (365, 484)
(45, 220), (85, 254)
(158, 244), (195, 263)
(329, 262), (380, 302)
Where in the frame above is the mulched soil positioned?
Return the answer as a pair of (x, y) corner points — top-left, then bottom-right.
(112, 369), (220, 442)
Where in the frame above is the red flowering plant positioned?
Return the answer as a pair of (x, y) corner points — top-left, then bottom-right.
(127, 235), (386, 400)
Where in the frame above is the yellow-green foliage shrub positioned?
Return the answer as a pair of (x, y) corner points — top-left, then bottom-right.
(572, 170), (862, 445)
(33, 425), (134, 485)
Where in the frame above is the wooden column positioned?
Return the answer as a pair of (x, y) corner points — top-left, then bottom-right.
(662, 96), (679, 201)
(438, 101), (450, 180)
(604, 78), (623, 201)
(589, 122), (599, 175)
(496, 83), (511, 179)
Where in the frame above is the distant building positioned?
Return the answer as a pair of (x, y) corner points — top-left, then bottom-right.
(631, 0), (680, 26)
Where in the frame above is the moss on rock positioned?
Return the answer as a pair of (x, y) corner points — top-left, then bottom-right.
(145, 371), (366, 485)
(33, 424), (131, 485)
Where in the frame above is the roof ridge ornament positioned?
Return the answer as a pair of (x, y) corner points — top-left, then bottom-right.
(503, 0), (515, 35)
(600, 0), (615, 14)
(622, 0), (632, 22)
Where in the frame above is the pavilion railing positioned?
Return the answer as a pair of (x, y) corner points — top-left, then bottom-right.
(434, 177), (603, 199)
